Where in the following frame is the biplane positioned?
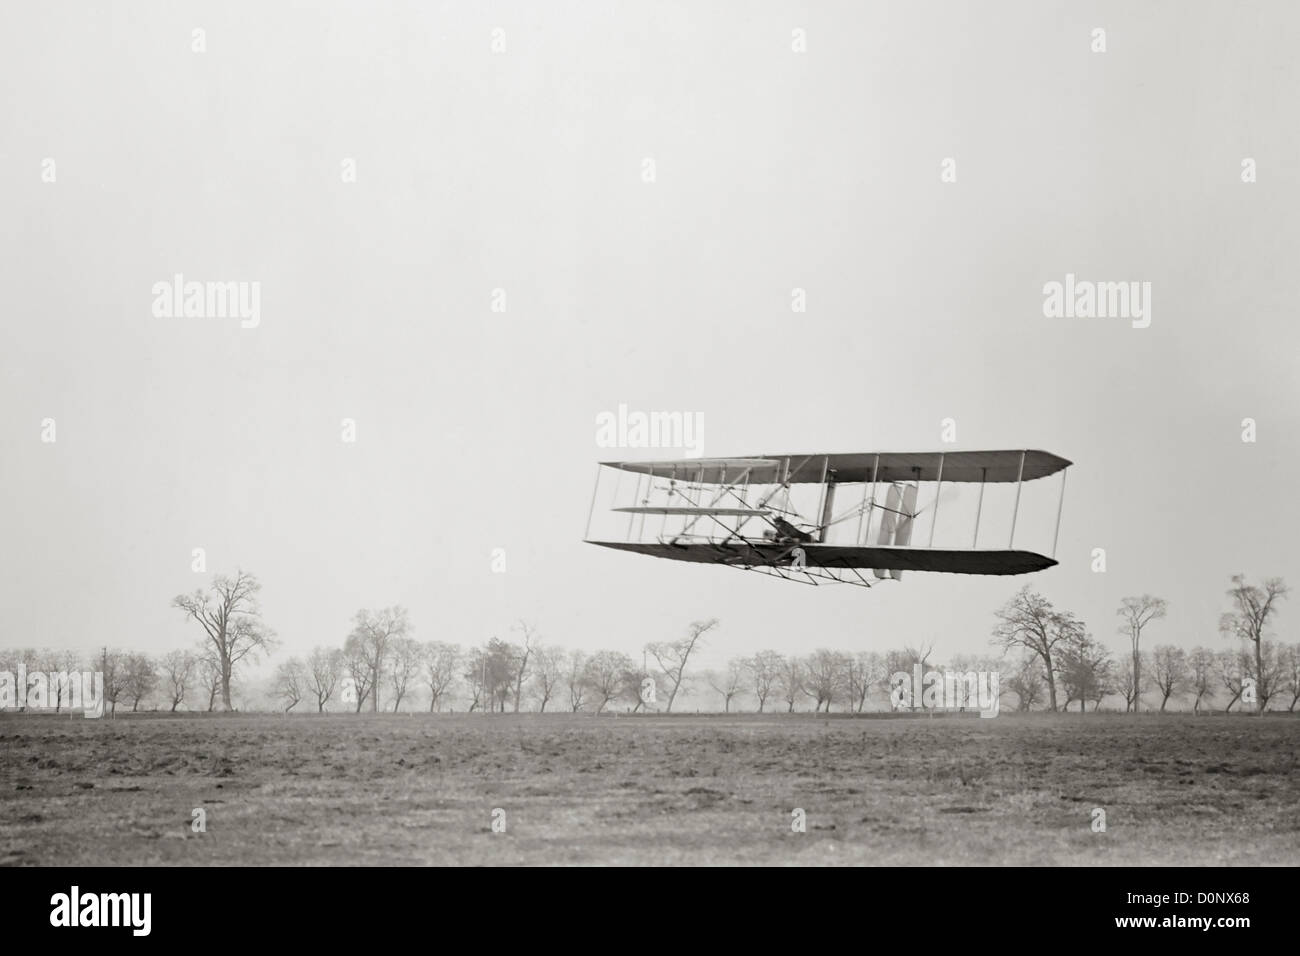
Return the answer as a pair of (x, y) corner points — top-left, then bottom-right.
(583, 450), (1070, 588)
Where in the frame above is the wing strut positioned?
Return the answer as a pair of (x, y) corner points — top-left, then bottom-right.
(1051, 466), (1068, 558)
(1008, 449), (1026, 547)
(928, 452), (945, 548)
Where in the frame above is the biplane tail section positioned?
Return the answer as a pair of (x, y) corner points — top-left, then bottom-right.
(872, 484), (902, 579)
(894, 483), (918, 546)
(876, 485), (901, 545)
(872, 482), (917, 580)
(890, 483), (919, 580)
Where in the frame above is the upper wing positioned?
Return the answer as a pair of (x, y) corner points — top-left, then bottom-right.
(602, 450), (1071, 484)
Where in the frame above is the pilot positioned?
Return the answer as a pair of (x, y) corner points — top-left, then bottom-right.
(772, 516), (813, 544)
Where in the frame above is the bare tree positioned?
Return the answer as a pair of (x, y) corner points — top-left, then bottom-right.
(159, 649), (197, 712)
(32, 649), (55, 711)
(992, 587), (1081, 711)
(1115, 654), (1148, 712)
(173, 571), (276, 710)
(345, 606), (411, 713)
(509, 621), (537, 713)
(529, 643), (565, 713)
(273, 658), (307, 712)
(566, 650), (588, 712)
(1005, 653), (1046, 711)
(1058, 632), (1112, 713)
(98, 649), (128, 717)
(1149, 645), (1188, 712)
(14, 649), (45, 709)
(1284, 644), (1300, 713)
(1219, 574), (1287, 715)
(1188, 647), (1215, 714)
(1090, 658), (1117, 712)
(422, 641), (461, 712)
(1214, 647), (1251, 713)
(386, 637), (423, 711)
(779, 656), (804, 712)
(0, 649), (36, 710)
(1116, 595), (1167, 714)
(946, 653), (979, 711)
(947, 653), (1011, 711)
(646, 618), (718, 712)
(882, 644), (936, 712)
(802, 649), (851, 712)
(196, 648), (222, 712)
(122, 652), (157, 712)
(620, 662), (654, 713)
(488, 639), (519, 712)
(744, 650), (785, 712)
(1255, 641), (1285, 711)
(583, 650), (633, 713)
(463, 646), (487, 713)
(465, 640), (515, 713)
(880, 649), (912, 710)
(341, 638), (374, 713)
(42, 648), (84, 713)
(305, 646), (343, 713)
(707, 660), (747, 712)
(904, 641), (935, 673)
(845, 651), (884, 712)
(985, 655), (1020, 712)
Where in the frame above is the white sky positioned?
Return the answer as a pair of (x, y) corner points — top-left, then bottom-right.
(2, 1), (1298, 675)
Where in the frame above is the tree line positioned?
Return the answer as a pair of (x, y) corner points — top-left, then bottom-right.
(992, 575), (1292, 715)
(0, 571), (1291, 715)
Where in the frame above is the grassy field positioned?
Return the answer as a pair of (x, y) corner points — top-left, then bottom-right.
(1, 711), (1296, 865)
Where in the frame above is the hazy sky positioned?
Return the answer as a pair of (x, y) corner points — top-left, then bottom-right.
(2, 1), (1298, 676)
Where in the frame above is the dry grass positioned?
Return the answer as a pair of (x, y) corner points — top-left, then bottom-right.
(1, 711), (1296, 865)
